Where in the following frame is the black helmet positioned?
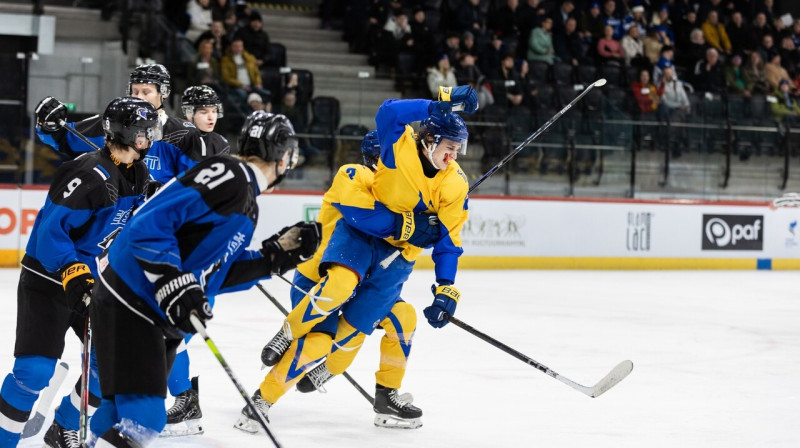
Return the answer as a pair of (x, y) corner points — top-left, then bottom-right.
(102, 97), (161, 156)
(127, 63), (171, 98)
(239, 111), (299, 187)
(182, 85), (224, 119)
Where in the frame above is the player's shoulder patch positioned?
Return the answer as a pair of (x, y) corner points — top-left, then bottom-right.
(183, 121), (196, 128)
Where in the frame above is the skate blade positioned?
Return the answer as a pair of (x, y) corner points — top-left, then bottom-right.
(373, 413), (422, 429)
(233, 415), (263, 435)
(160, 419), (204, 437)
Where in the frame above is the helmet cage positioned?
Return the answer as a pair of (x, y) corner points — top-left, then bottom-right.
(182, 86), (224, 119)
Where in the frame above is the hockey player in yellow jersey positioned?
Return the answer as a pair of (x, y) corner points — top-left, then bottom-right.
(244, 86), (477, 430)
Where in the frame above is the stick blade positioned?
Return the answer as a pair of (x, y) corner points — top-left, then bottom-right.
(590, 360), (633, 398)
(20, 413), (45, 439)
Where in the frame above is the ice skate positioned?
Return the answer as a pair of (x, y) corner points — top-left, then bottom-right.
(161, 377), (203, 437)
(233, 389), (271, 434)
(42, 419), (80, 448)
(261, 326), (291, 367)
(295, 363), (333, 393)
(373, 384), (422, 429)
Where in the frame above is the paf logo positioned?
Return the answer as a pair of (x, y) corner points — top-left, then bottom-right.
(702, 214), (763, 250)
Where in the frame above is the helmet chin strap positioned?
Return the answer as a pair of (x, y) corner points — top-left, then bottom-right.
(421, 139), (443, 170)
(268, 162), (284, 189)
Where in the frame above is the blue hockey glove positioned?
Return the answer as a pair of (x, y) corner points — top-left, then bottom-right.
(427, 100), (452, 121)
(423, 283), (460, 328)
(394, 212), (441, 248)
(155, 270), (212, 334)
(438, 85), (479, 114)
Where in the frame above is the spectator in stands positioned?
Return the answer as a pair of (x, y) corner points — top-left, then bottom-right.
(550, 0), (576, 34)
(517, 0), (548, 58)
(247, 92), (267, 112)
(480, 33), (505, 75)
(456, 0), (487, 36)
(441, 32), (461, 67)
(697, 0), (725, 24)
(643, 28), (665, 64)
(632, 69), (663, 116)
(675, 10), (699, 55)
(187, 37), (223, 92)
(653, 46), (676, 85)
(790, 19), (800, 48)
(380, 9), (414, 69)
(621, 24), (646, 68)
(554, 16), (588, 67)
(758, 0), (776, 23)
(659, 66), (691, 118)
(702, 10), (732, 56)
(490, 53), (525, 108)
(489, 0), (521, 39)
(750, 13), (775, 49)
(679, 28), (709, 69)
(779, 36), (800, 78)
(186, 0), (213, 42)
(765, 53), (792, 90)
(411, 8), (436, 72)
(725, 54), (753, 97)
(650, 4), (671, 28)
(460, 31), (480, 59)
(743, 50), (770, 93)
(211, 0), (234, 21)
(578, 1), (605, 41)
(602, 0), (623, 40)
(223, 10), (242, 46)
(427, 54), (458, 98)
(694, 47), (725, 92)
(518, 59), (540, 110)
(455, 52), (484, 86)
(726, 11), (750, 55)
(771, 79), (800, 124)
(758, 34), (778, 64)
(280, 90), (321, 164)
(597, 24), (624, 65)
(528, 17), (555, 65)
(623, 5), (647, 38)
(221, 36), (272, 111)
(238, 10), (271, 67)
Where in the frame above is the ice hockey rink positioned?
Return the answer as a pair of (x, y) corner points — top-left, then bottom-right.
(2, 267), (798, 448)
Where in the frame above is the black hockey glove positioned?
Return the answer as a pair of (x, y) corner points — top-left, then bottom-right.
(60, 262), (94, 317)
(394, 212), (441, 248)
(154, 270), (213, 334)
(35, 96), (68, 133)
(144, 179), (162, 200)
(261, 221), (323, 275)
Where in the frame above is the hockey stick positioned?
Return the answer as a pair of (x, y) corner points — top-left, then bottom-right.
(256, 282), (375, 404)
(20, 361), (69, 439)
(58, 119), (103, 151)
(379, 79), (608, 269)
(188, 313), (282, 448)
(447, 315), (633, 398)
(79, 316), (90, 444)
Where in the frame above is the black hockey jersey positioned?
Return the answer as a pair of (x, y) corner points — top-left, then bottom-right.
(24, 149), (149, 278)
(199, 130), (232, 156)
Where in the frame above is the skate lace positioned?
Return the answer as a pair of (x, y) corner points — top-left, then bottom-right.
(305, 364), (333, 393)
(266, 330), (291, 355)
(388, 389), (411, 409)
(63, 428), (80, 448)
(167, 394), (190, 417)
(252, 393), (272, 417)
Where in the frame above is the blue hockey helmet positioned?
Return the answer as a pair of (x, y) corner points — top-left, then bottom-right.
(361, 130), (381, 169)
(418, 113), (469, 156)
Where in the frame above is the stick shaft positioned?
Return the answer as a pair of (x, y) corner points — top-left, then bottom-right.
(257, 281), (375, 404)
(189, 315), (282, 448)
(79, 317), (90, 444)
(59, 120), (102, 151)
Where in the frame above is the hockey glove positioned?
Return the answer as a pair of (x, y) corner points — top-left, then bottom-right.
(423, 283), (460, 328)
(35, 96), (68, 133)
(154, 270), (213, 334)
(60, 262), (94, 317)
(428, 100), (452, 121)
(144, 179), (163, 200)
(261, 221), (323, 275)
(438, 85), (479, 114)
(394, 212), (441, 248)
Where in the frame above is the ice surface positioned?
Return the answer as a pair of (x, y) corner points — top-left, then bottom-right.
(2, 268), (798, 448)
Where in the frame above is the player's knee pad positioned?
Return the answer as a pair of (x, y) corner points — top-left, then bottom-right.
(309, 266), (359, 315)
(10, 355), (58, 393)
(327, 318), (366, 376)
(113, 394), (167, 435)
(381, 301), (417, 343)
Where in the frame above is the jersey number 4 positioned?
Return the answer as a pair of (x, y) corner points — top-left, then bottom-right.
(193, 163), (234, 189)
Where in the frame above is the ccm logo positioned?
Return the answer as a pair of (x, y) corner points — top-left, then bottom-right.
(702, 215), (763, 250)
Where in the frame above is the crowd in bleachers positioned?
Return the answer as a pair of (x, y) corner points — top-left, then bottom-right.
(326, 0), (797, 165)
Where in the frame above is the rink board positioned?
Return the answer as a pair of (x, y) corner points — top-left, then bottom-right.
(2, 185), (799, 269)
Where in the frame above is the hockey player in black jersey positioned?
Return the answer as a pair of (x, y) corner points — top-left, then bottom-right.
(35, 63), (220, 183)
(0, 97), (160, 448)
(160, 85), (231, 437)
(86, 111), (321, 448)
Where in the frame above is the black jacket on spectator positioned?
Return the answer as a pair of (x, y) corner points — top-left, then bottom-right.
(488, 4), (520, 39)
(726, 21), (751, 54)
(411, 16), (436, 70)
(674, 16), (699, 55)
(238, 26), (271, 63)
(554, 28), (587, 65)
(694, 59), (726, 93)
(455, 1), (486, 34)
(516, 1), (546, 56)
